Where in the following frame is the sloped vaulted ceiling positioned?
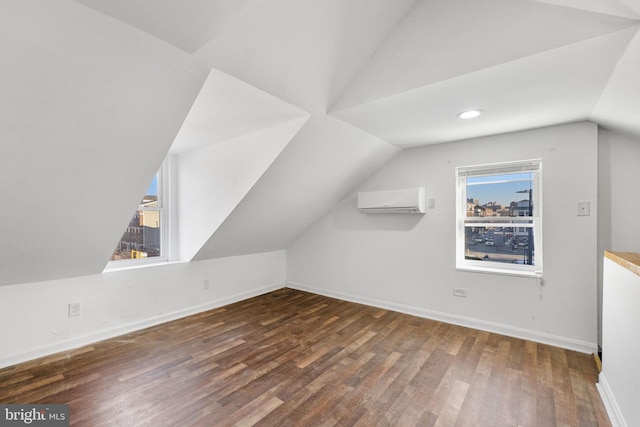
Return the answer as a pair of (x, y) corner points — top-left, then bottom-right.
(2, 0), (640, 285)
(0, 0), (208, 286)
(187, 0), (640, 258)
(331, 1), (639, 146)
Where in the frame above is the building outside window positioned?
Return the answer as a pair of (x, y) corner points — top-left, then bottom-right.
(108, 160), (168, 266)
(456, 159), (542, 276)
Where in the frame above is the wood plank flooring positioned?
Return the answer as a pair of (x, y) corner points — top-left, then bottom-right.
(0, 288), (610, 426)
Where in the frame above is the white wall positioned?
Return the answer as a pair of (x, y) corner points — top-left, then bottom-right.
(193, 114), (399, 260)
(596, 129), (640, 427)
(598, 256), (640, 427)
(597, 128), (640, 347)
(598, 128), (640, 253)
(0, 0), (208, 286)
(0, 251), (285, 369)
(176, 118), (307, 261)
(287, 122), (599, 352)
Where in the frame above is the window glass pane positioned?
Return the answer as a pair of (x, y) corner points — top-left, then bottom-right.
(110, 175), (161, 261)
(464, 225), (535, 265)
(467, 172), (534, 217)
(110, 210), (161, 261)
(457, 160), (540, 274)
(141, 175), (158, 208)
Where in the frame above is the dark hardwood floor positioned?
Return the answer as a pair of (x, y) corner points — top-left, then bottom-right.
(0, 288), (610, 426)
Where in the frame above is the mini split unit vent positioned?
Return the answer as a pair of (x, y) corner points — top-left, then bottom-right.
(357, 187), (425, 214)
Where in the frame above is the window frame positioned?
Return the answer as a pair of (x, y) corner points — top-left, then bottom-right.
(455, 159), (543, 277)
(105, 158), (171, 270)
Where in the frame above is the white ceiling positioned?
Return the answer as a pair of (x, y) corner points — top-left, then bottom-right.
(73, 0), (640, 148)
(532, 0), (640, 17)
(332, 27), (637, 147)
(3, 0), (640, 285)
(170, 70), (308, 154)
(65, 0), (640, 261)
(73, 0), (269, 52)
(0, 0), (208, 286)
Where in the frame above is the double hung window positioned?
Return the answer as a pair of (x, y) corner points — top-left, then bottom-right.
(456, 159), (542, 276)
(108, 160), (168, 267)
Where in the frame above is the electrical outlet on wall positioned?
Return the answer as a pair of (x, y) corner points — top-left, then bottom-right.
(68, 302), (81, 317)
(577, 201), (590, 216)
(453, 288), (467, 297)
(203, 279), (210, 290)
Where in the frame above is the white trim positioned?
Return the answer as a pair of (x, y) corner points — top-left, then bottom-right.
(467, 178), (534, 186)
(597, 373), (628, 427)
(456, 159), (543, 275)
(456, 159), (541, 176)
(287, 281), (596, 354)
(455, 265), (543, 279)
(0, 282), (285, 370)
(103, 256), (166, 271)
(463, 219), (535, 225)
(103, 259), (187, 273)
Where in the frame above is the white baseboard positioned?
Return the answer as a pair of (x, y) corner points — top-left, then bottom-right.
(0, 282), (285, 370)
(3, 281), (597, 370)
(597, 373), (627, 427)
(287, 281), (597, 354)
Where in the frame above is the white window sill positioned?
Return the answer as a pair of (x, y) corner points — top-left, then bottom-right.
(103, 259), (186, 273)
(456, 265), (543, 279)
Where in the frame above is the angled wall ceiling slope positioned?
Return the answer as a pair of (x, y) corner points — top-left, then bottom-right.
(73, 0), (269, 53)
(69, 0), (640, 146)
(591, 29), (640, 136)
(171, 69), (310, 261)
(331, 27), (638, 147)
(330, 0), (640, 147)
(333, 0), (637, 111)
(194, 0), (419, 113)
(193, 114), (400, 260)
(531, 0), (640, 18)
(0, 0), (208, 287)
(4, 0), (640, 286)
(170, 70), (310, 154)
(176, 116), (310, 261)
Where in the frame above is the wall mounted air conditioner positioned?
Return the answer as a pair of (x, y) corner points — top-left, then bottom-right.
(357, 187), (425, 214)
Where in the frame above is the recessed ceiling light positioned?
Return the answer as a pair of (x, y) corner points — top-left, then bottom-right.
(457, 109), (483, 119)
